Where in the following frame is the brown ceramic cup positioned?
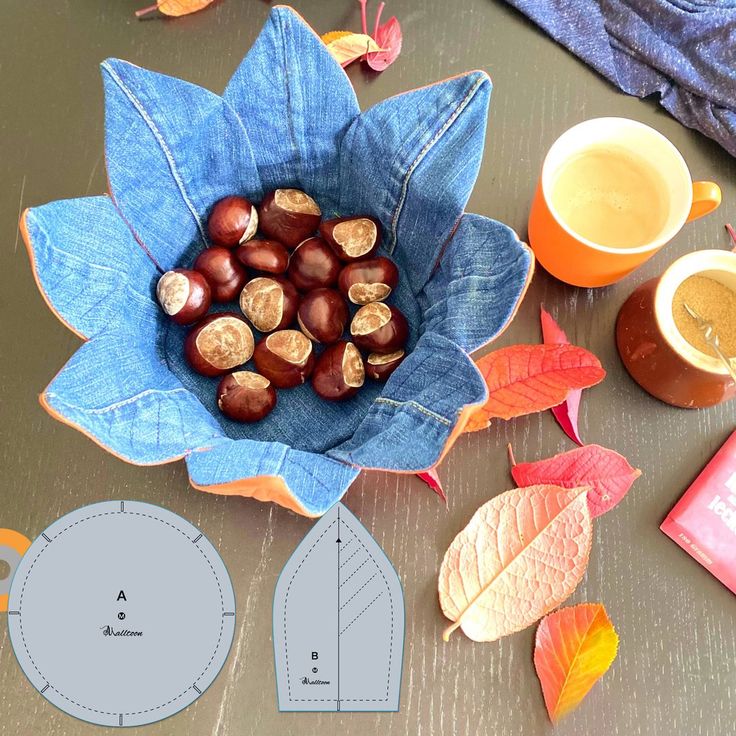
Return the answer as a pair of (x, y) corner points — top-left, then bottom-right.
(616, 249), (736, 408)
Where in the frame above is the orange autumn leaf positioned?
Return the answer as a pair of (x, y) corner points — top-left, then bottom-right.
(135, 0), (214, 18)
(323, 32), (382, 68)
(438, 484), (592, 642)
(534, 603), (619, 722)
(465, 344), (605, 431)
(321, 30), (353, 45)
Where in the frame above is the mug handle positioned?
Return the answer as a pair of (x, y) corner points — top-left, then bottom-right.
(687, 181), (722, 222)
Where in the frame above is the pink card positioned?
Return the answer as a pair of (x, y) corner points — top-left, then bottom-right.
(661, 430), (736, 595)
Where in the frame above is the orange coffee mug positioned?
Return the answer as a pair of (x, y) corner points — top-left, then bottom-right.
(528, 118), (721, 288)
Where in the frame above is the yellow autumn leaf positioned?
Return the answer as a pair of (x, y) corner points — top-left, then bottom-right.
(323, 32), (383, 68)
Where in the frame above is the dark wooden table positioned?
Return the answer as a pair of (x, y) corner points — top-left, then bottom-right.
(1, 1), (734, 734)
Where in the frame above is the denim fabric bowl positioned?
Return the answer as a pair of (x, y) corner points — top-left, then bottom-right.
(21, 6), (533, 517)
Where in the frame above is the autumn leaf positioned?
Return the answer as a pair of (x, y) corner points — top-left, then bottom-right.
(415, 468), (447, 503)
(135, 0), (214, 18)
(534, 603), (619, 721)
(321, 30), (353, 45)
(438, 484), (592, 642)
(540, 306), (584, 446)
(509, 444), (641, 518)
(465, 344), (606, 431)
(323, 33), (383, 68)
(364, 9), (402, 71)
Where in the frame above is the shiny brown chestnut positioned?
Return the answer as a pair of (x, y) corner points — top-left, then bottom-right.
(156, 269), (211, 325)
(338, 257), (399, 304)
(364, 349), (405, 381)
(239, 277), (299, 333)
(297, 288), (349, 345)
(312, 341), (365, 401)
(350, 302), (409, 352)
(207, 195), (258, 247)
(287, 236), (342, 291)
(235, 238), (289, 275)
(193, 246), (248, 303)
(184, 312), (254, 377)
(319, 216), (381, 262)
(258, 189), (321, 248)
(253, 330), (315, 388)
(217, 371), (277, 422)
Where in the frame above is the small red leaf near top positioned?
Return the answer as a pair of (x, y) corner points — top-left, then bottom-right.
(534, 603), (619, 722)
(509, 443), (641, 517)
(366, 15), (402, 71)
(468, 344), (606, 426)
(540, 306), (583, 446)
(416, 468), (447, 503)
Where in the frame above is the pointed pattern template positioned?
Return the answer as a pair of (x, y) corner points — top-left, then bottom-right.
(273, 503), (404, 711)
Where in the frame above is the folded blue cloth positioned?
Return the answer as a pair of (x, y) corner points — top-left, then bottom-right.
(506, 0), (736, 156)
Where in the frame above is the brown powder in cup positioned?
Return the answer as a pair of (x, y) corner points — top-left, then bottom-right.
(672, 274), (736, 358)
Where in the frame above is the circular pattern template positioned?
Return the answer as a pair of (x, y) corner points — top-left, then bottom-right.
(7, 500), (236, 727)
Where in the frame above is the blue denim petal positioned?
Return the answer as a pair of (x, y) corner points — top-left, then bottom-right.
(328, 333), (487, 471)
(23, 195), (159, 340)
(43, 330), (223, 465)
(420, 214), (534, 354)
(224, 6), (360, 211)
(186, 438), (359, 517)
(339, 71), (492, 293)
(102, 58), (262, 272)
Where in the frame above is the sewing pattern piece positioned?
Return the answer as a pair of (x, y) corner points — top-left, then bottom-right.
(273, 502), (404, 711)
(7, 500), (235, 727)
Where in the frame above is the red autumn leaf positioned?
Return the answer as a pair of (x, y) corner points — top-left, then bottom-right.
(439, 485), (593, 642)
(359, 0), (402, 71)
(135, 0), (214, 18)
(466, 344), (606, 431)
(540, 306), (584, 446)
(534, 603), (619, 721)
(416, 468), (447, 503)
(509, 443), (641, 517)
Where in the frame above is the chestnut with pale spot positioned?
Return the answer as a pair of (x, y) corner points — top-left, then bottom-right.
(239, 277), (299, 333)
(338, 257), (399, 305)
(193, 246), (248, 303)
(253, 329), (315, 388)
(287, 236), (341, 292)
(350, 302), (409, 353)
(207, 195), (258, 247)
(364, 349), (405, 381)
(320, 216), (381, 262)
(312, 341), (365, 401)
(297, 288), (349, 345)
(185, 313), (254, 377)
(217, 371), (277, 422)
(259, 189), (321, 248)
(235, 238), (289, 275)
(156, 269), (211, 325)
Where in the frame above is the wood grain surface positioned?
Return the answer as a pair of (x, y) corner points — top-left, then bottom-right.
(0, 1), (734, 735)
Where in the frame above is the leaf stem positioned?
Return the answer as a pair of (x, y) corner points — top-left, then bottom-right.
(442, 620), (460, 641)
(135, 3), (159, 18)
(726, 223), (736, 252)
(507, 443), (517, 468)
(358, 0), (368, 35)
(373, 1), (385, 38)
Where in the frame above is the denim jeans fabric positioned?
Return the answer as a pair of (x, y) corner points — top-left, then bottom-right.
(505, 0), (736, 157)
(22, 6), (532, 517)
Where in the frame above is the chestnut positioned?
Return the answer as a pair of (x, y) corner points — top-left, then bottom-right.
(258, 189), (321, 248)
(350, 302), (409, 353)
(338, 257), (399, 304)
(185, 312), (254, 377)
(319, 216), (381, 262)
(217, 371), (276, 422)
(287, 237), (341, 291)
(156, 269), (211, 325)
(235, 238), (289, 275)
(193, 246), (248, 303)
(207, 195), (258, 247)
(297, 288), (349, 345)
(239, 276), (299, 333)
(364, 349), (405, 381)
(312, 341), (365, 401)
(253, 330), (315, 388)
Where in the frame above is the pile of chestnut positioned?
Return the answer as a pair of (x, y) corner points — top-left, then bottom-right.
(156, 188), (409, 423)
